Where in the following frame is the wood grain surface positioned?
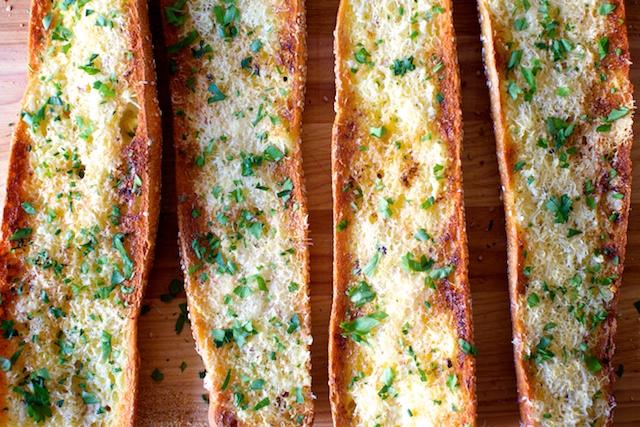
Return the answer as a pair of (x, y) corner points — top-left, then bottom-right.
(0, 0), (639, 426)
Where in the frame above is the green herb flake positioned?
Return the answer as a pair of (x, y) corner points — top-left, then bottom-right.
(363, 249), (382, 278)
(101, 330), (112, 361)
(421, 196), (435, 210)
(585, 356), (602, 373)
(151, 368), (164, 381)
(340, 311), (387, 345)
(287, 313), (301, 334)
(0, 356), (11, 371)
(10, 228), (32, 241)
(597, 37), (609, 61)
(207, 81), (227, 103)
(415, 228), (430, 241)
(400, 252), (433, 273)
(21, 202), (36, 215)
(164, 0), (188, 26)
(597, 3), (616, 15)
(168, 30), (199, 54)
(545, 194), (572, 224)
(527, 293), (540, 308)
(458, 338), (478, 355)
(446, 374), (459, 392)
(605, 106), (629, 122)
(507, 80), (523, 100)
(567, 228), (582, 238)
(378, 366), (396, 400)
(514, 18), (528, 31)
(514, 161), (526, 172)
(391, 56), (416, 76)
(42, 13), (54, 31)
(347, 282), (376, 308)
(81, 391), (99, 404)
(253, 397), (270, 411)
(507, 49), (523, 70)
(370, 126), (387, 138)
(250, 40), (263, 53)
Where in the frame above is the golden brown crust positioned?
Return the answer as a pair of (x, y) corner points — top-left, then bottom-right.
(161, 1), (313, 426)
(0, 0), (162, 424)
(478, 0), (633, 424)
(329, 0), (475, 425)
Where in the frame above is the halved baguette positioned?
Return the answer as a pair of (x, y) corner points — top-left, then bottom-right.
(329, 0), (476, 425)
(0, 0), (162, 425)
(160, 0), (314, 425)
(479, 0), (634, 424)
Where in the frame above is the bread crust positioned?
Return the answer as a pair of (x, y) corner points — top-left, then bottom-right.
(0, 0), (162, 424)
(160, 0), (313, 425)
(329, 0), (475, 425)
(478, 0), (633, 424)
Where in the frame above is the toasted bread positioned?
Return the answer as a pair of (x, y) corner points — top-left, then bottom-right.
(479, 0), (634, 424)
(160, 0), (314, 425)
(329, 0), (476, 425)
(0, 0), (162, 425)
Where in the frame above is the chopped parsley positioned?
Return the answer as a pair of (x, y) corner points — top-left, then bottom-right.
(347, 282), (376, 308)
(207, 81), (227, 103)
(164, 0), (188, 26)
(378, 367), (397, 400)
(597, 3), (616, 15)
(545, 194), (572, 224)
(597, 37), (609, 61)
(213, 2), (240, 39)
(506, 49), (523, 70)
(391, 56), (416, 76)
(151, 368), (164, 381)
(370, 126), (387, 138)
(458, 338), (478, 355)
(340, 311), (388, 345)
(401, 253), (434, 273)
(363, 245), (383, 278)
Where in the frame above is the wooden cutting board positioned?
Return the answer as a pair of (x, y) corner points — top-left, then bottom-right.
(1, 0), (639, 425)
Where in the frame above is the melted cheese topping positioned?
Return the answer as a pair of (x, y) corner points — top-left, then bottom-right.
(484, 0), (634, 424)
(333, 1), (473, 425)
(2, 0), (146, 425)
(166, 0), (312, 425)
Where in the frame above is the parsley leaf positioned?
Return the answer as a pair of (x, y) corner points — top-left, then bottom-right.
(362, 249), (382, 278)
(164, 0), (187, 26)
(546, 117), (575, 150)
(597, 3), (616, 15)
(391, 56), (416, 76)
(340, 311), (387, 345)
(605, 106), (629, 122)
(585, 355), (602, 373)
(401, 253), (434, 272)
(507, 49), (523, 70)
(458, 338), (478, 355)
(597, 37), (609, 61)
(545, 194), (572, 223)
(347, 282), (376, 308)
(207, 81), (227, 103)
(370, 126), (387, 138)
